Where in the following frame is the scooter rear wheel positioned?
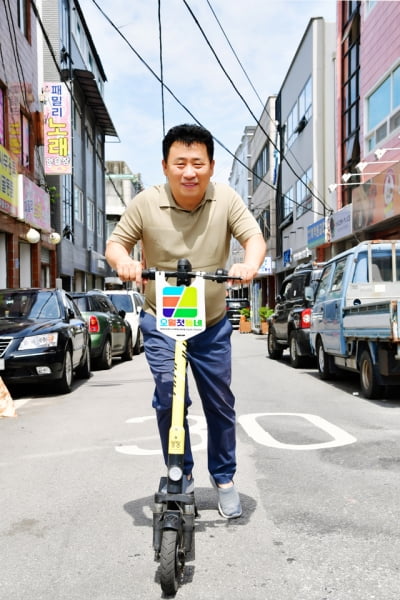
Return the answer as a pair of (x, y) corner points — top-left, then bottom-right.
(160, 529), (183, 595)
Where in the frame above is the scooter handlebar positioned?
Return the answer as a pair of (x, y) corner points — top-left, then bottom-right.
(141, 267), (241, 283)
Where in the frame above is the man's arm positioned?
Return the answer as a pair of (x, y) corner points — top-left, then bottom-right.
(105, 241), (142, 284)
(229, 233), (266, 284)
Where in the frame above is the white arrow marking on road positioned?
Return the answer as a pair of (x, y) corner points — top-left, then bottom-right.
(238, 413), (357, 450)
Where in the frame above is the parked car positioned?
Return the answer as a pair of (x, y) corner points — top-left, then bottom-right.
(0, 288), (91, 393)
(104, 289), (144, 354)
(71, 290), (133, 370)
(226, 298), (250, 329)
(267, 262), (323, 367)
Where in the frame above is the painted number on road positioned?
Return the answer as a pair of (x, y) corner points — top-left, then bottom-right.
(116, 413), (356, 455)
(115, 415), (207, 455)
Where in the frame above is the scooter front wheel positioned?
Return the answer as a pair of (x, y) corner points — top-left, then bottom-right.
(160, 529), (183, 595)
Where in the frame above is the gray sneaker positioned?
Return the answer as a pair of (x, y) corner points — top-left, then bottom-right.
(210, 476), (242, 519)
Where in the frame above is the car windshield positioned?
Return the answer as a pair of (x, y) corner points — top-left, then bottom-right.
(108, 294), (133, 313)
(0, 291), (61, 319)
(73, 296), (89, 312)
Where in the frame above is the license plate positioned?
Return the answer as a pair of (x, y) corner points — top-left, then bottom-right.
(0, 358), (4, 370)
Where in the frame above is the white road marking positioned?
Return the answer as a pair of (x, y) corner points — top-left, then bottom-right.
(116, 412), (356, 454)
(238, 412), (357, 450)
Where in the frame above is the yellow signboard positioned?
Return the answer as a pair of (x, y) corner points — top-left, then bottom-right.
(0, 144), (18, 216)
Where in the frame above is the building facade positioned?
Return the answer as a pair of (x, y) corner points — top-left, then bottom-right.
(105, 160), (143, 277)
(329, 0), (400, 255)
(249, 95), (277, 322)
(40, 0), (117, 291)
(275, 17), (336, 286)
(0, 0), (57, 289)
(0, 1), (117, 292)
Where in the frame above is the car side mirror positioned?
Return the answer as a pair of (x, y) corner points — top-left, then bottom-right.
(67, 308), (75, 320)
(118, 309), (126, 319)
(304, 286), (314, 302)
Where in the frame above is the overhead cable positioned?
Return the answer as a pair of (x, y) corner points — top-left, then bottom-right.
(87, 0), (327, 217)
(29, 0), (127, 207)
(182, 0), (331, 215)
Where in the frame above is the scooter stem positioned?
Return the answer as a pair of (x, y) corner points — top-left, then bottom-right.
(168, 339), (187, 457)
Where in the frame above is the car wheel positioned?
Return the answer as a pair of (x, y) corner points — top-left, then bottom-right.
(267, 326), (283, 360)
(132, 328), (141, 355)
(76, 344), (91, 379)
(359, 350), (383, 399)
(97, 338), (113, 370)
(122, 335), (134, 361)
(289, 331), (304, 368)
(316, 337), (333, 380)
(55, 349), (73, 394)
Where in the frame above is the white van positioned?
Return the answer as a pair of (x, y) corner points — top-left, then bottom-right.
(104, 289), (144, 354)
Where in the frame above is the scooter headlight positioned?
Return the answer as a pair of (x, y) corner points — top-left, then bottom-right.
(168, 466), (183, 481)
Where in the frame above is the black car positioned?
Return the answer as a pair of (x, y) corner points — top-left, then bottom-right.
(0, 288), (91, 393)
(226, 298), (250, 329)
(267, 262), (323, 367)
(71, 290), (133, 369)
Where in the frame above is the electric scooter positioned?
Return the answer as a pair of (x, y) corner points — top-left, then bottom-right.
(142, 259), (237, 595)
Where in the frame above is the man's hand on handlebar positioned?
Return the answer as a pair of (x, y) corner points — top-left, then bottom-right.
(228, 262), (258, 284)
(115, 258), (142, 284)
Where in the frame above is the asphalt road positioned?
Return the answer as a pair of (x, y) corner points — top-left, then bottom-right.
(1, 331), (400, 600)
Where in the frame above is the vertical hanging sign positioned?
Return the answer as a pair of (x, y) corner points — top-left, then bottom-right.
(43, 82), (72, 175)
(0, 144), (18, 216)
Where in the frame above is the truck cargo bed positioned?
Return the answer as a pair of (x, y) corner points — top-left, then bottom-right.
(342, 300), (400, 341)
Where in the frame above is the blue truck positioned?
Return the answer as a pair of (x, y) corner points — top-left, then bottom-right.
(309, 240), (400, 399)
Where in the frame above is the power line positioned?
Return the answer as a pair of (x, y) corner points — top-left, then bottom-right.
(182, 0), (331, 215)
(205, 0), (264, 108)
(29, 0), (127, 208)
(86, 0), (328, 217)
(205, 0), (324, 203)
(87, 1), (265, 181)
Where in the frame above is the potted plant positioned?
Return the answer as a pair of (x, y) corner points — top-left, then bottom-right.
(259, 306), (274, 334)
(239, 307), (252, 333)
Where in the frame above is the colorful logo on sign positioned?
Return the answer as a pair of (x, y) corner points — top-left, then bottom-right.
(162, 286), (198, 318)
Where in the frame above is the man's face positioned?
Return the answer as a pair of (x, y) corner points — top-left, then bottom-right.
(162, 141), (215, 209)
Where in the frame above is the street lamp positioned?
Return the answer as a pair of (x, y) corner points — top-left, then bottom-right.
(26, 228), (41, 244)
(374, 135), (400, 159)
(356, 160), (397, 172)
(49, 232), (61, 244)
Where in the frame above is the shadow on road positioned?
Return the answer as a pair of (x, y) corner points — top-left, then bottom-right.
(123, 486), (256, 531)
(265, 352), (400, 405)
(123, 487), (256, 595)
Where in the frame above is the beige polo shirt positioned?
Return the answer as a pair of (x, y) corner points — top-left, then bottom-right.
(108, 182), (262, 326)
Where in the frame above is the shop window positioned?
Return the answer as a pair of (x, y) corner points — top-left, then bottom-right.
(74, 185), (84, 222)
(283, 186), (294, 219)
(296, 167), (313, 217)
(87, 197), (95, 231)
(367, 65), (400, 150)
(17, 0), (30, 41)
(21, 112), (31, 168)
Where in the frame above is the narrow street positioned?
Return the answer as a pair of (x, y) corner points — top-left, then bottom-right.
(1, 331), (399, 600)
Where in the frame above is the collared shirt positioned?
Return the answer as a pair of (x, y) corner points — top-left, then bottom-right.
(108, 182), (262, 327)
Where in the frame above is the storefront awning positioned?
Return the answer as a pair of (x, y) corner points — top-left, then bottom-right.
(73, 69), (118, 137)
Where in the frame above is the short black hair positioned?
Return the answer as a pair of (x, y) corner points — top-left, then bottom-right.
(162, 124), (214, 162)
